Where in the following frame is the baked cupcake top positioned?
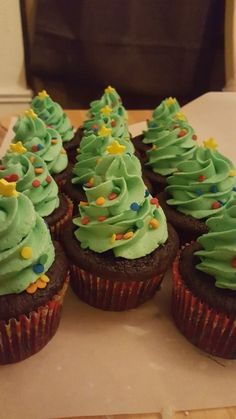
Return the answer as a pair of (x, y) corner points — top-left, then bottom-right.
(166, 140), (236, 219)
(88, 86), (127, 121)
(152, 97), (182, 123)
(196, 201), (236, 290)
(13, 109), (68, 174)
(72, 128), (134, 186)
(0, 142), (59, 217)
(144, 119), (198, 176)
(0, 180), (55, 295)
(73, 141), (168, 259)
(31, 90), (74, 142)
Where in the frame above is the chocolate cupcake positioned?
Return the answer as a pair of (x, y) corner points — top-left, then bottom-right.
(158, 142), (236, 243)
(0, 181), (69, 364)
(172, 201), (236, 358)
(63, 142), (179, 311)
(13, 108), (70, 189)
(0, 144), (73, 239)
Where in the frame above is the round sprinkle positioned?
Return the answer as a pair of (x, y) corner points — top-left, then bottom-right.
(178, 129), (187, 138)
(195, 189), (203, 196)
(39, 254), (48, 264)
(92, 124), (98, 130)
(149, 218), (160, 229)
(108, 192), (117, 201)
(4, 173), (19, 182)
(46, 175), (52, 183)
(31, 145), (38, 152)
(145, 189), (150, 197)
(37, 144), (44, 150)
(130, 202), (140, 211)
(21, 246), (32, 259)
(81, 216), (90, 225)
(198, 175), (205, 182)
(26, 283), (38, 294)
(33, 263), (44, 274)
(32, 179), (41, 188)
(192, 134), (197, 141)
(37, 280), (47, 289)
(116, 233), (123, 240)
(123, 231), (134, 240)
(111, 120), (116, 127)
(111, 233), (116, 243)
(210, 185), (218, 193)
(231, 258), (236, 268)
(85, 178), (94, 188)
(136, 220), (144, 228)
(96, 196), (105, 205)
(211, 201), (221, 209)
(51, 139), (57, 144)
(35, 168), (43, 174)
(98, 216), (106, 222)
(150, 197), (159, 207)
(0, 165), (5, 170)
(40, 274), (49, 283)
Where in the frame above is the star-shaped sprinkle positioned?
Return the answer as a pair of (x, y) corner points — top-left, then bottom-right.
(105, 86), (115, 94)
(175, 112), (186, 121)
(10, 141), (26, 154)
(0, 179), (18, 197)
(25, 109), (37, 119)
(98, 125), (112, 137)
(165, 97), (176, 106)
(100, 105), (112, 116)
(106, 140), (125, 155)
(38, 90), (49, 99)
(203, 137), (218, 150)
(229, 170), (236, 177)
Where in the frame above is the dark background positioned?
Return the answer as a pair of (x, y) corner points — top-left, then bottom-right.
(22, 0), (225, 109)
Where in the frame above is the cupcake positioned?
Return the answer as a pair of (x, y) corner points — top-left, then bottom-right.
(0, 142), (73, 239)
(158, 140), (236, 243)
(63, 141), (179, 311)
(172, 200), (236, 358)
(0, 180), (69, 364)
(31, 90), (80, 162)
(88, 85), (128, 121)
(13, 109), (71, 188)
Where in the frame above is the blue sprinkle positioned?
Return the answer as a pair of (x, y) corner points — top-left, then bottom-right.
(195, 189), (203, 196)
(37, 144), (44, 150)
(33, 263), (44, 274)
(149, 122), (157, 128)
(130, 202), (140, 211)
(233, 187), (236, 192)
(145, 189), (150, 197)
(210, 185), (218, 193)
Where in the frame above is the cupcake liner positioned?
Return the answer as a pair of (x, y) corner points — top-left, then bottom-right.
(0, 275), (69, 364)
(172, 252), (236, 359)
(49, 194), (73, 240)
(70, 264), (164, 311)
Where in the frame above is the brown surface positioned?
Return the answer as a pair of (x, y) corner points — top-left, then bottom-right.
(1, 109), (236, 419)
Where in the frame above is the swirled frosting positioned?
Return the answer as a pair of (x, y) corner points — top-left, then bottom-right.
(152, 97), (182, 123)
(13, 112), (68, 174)
(83, 110), (130, 141)
(196, 201), (236, 290)
(1, 150), (59, 217)
(31, 91), (74, 142)
(73, 152), (168, 259)
(166, 147), (236, 219)
(144, 119), (198, 176)
(88, 86), (127, 120)
(0, 192), (54, 295)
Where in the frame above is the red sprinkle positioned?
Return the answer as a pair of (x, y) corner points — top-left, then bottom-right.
(46, 175), (52, 183)
(150, 197), (159, 207)
(198, 175), (205, 182)
(178, 129), (187, 138)
(4, 173), (19, 182)
(32, 179), (40, 188)
(111, 120), (116, 127)
(98, 216), (106, 222)
(81, 216), (90, 225)
(173, 124), (179, 129)
(31, 145), (38, 152)
(192, 134), (197, 141)
(116, 233), (123, 240)
(0, 165), (5, 170)
(108, 192), (117, 200)
(231, 258), (236, 268)
(211, 201), (221, 209)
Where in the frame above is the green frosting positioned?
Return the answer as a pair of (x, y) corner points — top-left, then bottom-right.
(31, 93), (74, 142)
(144, 119), (198, 176)
(166, 147), (236, 219)
(0, 192), (54, 295)
(152, 97), (181, 122)
(196, 201), (236, 290)
(73, 153), (168, 259)
(13, 113), (68, 174)
(88, 86), (127, 120)
(1, 151), (59, 217)
(72, 132), (134, 185)
(83, 110), (130, 141)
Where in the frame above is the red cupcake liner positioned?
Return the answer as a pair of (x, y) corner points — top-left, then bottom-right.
(49, 194), (73, 240)
(0, 275), (69, 365)
(70, 264), (164, 311)
(172, 252), (236, 359)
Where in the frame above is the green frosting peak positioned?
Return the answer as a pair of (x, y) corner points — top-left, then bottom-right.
(152, 97), (182, 123)
(0, 192), (54, 295)
(13, 112), (68, 174)
(196, 201), (236, 290)
(73, 153), (168, 259)
(31, 91), (74, 142)
(88, 86), (127, 121)
(166, 147), (236, 219)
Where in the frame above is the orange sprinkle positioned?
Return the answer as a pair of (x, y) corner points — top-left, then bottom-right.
(123, 231), (134, 240)
(149, 218), (160, 229)
(96, 196), (105, 205)
(116, 233), (123, 240)
(37, 279), (47, 289)
(51, 139), (58, 144)
(40, 274), (49, 283)
(35, 168), (43, 174)
(26, 283), (38, 294)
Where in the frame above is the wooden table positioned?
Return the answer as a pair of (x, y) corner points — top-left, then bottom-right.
(0, 109), (235, 419)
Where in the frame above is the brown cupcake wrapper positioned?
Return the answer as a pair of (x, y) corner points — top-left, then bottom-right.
(0, 275), (69, 365)
(70, 264), (164, 311)
(172, 251), (236, 359)
(49, 194), (73, 240)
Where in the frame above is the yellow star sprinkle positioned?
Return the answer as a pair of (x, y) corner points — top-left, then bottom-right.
(105, 86), (115, 94)
(175, 112), (186, 121)
(165, 97), (176, 106)
(203, 137), (218, 150)
(0, 179), (18, 197)
(10, 141), (26, 154)
(98, 125), (112, 137)
(229, 170), (236, 177)
(38, 89), (49, 99)
(111, 233), (116, 243)
(106, 140), (125, 155)
(25, 108), (37, 119)
(100, 105), (112, 116)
